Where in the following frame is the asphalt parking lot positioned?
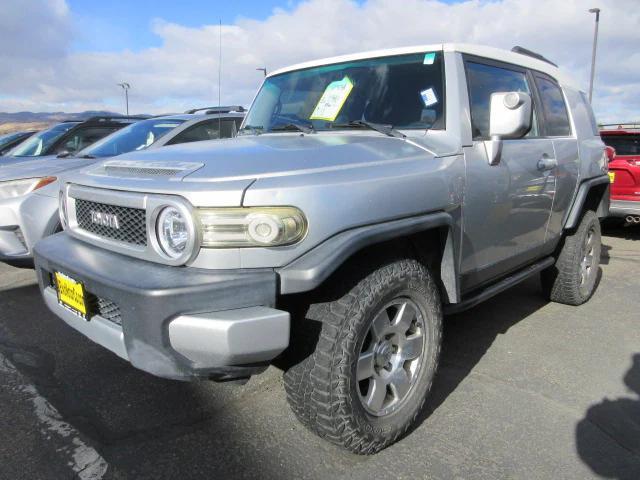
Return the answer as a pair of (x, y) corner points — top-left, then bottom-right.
(1, 226), (639, 480)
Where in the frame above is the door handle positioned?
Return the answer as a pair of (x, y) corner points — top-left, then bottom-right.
(537, 155), (557, 171)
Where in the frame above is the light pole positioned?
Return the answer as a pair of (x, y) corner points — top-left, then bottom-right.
(117, 82), (131, 115)
(256, 67), (267, 77)
(588, 8), (600, 103)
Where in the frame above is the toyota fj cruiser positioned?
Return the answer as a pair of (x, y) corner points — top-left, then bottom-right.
(34, 44), (608, 454)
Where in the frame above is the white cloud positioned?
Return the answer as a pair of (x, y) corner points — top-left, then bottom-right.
(0, 0), (71, 60)
(0, 0), (638, 122)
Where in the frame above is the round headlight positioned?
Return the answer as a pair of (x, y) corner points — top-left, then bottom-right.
(156, 207), (191, 258)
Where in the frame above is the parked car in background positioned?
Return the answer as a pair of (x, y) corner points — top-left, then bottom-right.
(80, 107), (245, 159)
(0, 130), (37, 156)
(0, 108), (245, 267)
(0, 116), (144, 167)
(601, 123), (640, 224)
(34, 44), (607, 453)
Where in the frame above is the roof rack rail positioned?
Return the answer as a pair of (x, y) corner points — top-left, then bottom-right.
(185, 106), (246, 114)
(83, 115), (149, 123)
(511, 46), (558, 67)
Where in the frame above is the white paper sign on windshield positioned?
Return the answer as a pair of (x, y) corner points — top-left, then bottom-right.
(420, 87), (438, 107)
(310, 76), (354, 122)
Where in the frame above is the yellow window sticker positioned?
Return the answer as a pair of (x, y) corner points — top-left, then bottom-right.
(310, 76), (354, 122)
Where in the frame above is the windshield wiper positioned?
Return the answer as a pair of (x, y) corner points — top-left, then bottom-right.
(270, 122), (316, 134)
(331, 120), (405, 139)
(77, 154), (96, 159)
(239, 125), (263, 136)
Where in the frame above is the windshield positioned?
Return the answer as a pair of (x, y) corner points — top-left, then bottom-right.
(79, 118), (186, 158)
(242, 51), (445, 134)
(9, 123), (77, 157)
(602, 134), (640, 156)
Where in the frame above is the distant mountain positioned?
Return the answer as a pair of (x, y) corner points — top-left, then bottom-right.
(0, 110), (121, 124)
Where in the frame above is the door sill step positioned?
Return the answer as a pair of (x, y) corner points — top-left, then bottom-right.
(444, 256), (555, 315)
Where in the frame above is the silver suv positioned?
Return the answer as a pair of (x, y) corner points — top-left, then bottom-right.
(34, 43), (609, 454)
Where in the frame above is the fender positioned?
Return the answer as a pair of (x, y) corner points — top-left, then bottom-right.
(563, 175), (610, 230)
(43, 209), (63, 237)
(277, 211), (460, 302)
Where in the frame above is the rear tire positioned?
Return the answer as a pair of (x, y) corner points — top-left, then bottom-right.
(541, 210), (601, 305)
(283, 258), (442, 454)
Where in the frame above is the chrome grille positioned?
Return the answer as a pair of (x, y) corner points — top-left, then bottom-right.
(75, 199), (147, 246)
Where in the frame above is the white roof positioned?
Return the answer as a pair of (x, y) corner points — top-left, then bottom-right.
(268, 43), (578, 89)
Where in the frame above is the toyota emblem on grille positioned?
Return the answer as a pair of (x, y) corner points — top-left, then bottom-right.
(90, 210), (120, 230)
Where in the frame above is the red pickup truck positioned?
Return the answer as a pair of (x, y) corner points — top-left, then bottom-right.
(600, 124), (640, 224)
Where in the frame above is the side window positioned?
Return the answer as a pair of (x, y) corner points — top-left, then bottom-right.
(465, 60), (537, 139)
(168, 119), (238, 145)
(59, 127), (116, 153)
(534, 75), (572, 137)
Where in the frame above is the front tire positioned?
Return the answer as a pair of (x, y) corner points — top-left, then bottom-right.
(283, 259), (442, 454)
(541, 210), (601, 305)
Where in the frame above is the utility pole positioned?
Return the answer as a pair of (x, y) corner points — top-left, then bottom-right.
(588, 8), (600, 103)
(117, 82), (130, 115)
(256, 67), (267, 77)
(218, 19), (222, 107)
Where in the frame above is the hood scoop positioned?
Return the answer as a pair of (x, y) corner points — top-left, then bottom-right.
(93, 160), (204, 179)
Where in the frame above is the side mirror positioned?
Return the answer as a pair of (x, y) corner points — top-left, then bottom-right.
(485, 91), (532, 165)
(604, 145), (616, 163)
(56, 150), (71, 158)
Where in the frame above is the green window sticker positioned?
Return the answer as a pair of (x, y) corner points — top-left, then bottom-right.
(310, 76), (354, 122)
(423, 52), (436, 65)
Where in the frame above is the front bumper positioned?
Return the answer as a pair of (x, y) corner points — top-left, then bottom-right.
(34, 234), (290, 381)
(0, 191), (59, 266)
(609, 199), (640, 218)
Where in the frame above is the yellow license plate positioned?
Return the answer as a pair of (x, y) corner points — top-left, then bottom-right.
(608, 172), (616, 183)
(55, 272), (87, 318)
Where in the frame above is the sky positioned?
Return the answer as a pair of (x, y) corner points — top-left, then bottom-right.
(0, 0), (638, 122)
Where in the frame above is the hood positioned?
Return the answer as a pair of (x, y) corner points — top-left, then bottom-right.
(82, 133), (437, 183)
(0, 155), (96, 182)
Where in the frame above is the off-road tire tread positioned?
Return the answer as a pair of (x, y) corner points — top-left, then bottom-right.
(542, 210), (600, 306)
(283, 259), (441, 454)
